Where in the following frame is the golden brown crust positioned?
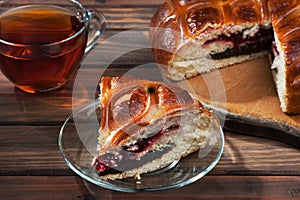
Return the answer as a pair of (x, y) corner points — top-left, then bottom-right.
(270, 0), (300, 65)
(149, 1), (182, 73)
(150, 0), (269, 69)
(98, 76), (208, 151)
(94, 76), (215, 179)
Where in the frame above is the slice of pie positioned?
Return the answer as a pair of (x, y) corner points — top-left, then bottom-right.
(92, 76), (217, 180)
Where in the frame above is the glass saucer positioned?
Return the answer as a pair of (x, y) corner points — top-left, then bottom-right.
(58, 100), (224, 193)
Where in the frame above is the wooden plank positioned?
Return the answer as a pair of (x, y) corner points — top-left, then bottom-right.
(88, 37), (156, 64)
(82, 0), (165, 8)
(184, 57), (300, 148)
(0, 175), (299, 199)
(219, 132), (300, 175)
(82, 1), (164, 30)
(100, 7), (158, 29)
(0, 126), (69, 175)
(0, 77), (74, 125)
(0, 126), (299, 176)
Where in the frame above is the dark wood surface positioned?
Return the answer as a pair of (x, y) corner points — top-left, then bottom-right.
(0, 0), (299, 199)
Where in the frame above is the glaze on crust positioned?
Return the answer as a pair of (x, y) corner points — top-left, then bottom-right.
(150, 0), (270, 71)
(93, 76), (214, 179)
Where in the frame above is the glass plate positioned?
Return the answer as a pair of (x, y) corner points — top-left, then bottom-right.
(58, 100), (224, 193)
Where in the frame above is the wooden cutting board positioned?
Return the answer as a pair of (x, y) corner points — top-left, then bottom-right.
(179, 57), (300, 148)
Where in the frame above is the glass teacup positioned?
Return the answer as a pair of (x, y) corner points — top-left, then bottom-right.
(0, 0), (106, 93)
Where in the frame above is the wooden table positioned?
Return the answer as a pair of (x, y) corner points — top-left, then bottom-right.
(0, 0), (299, 199)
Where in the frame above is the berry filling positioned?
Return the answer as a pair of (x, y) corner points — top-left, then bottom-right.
(204, 27), (274, 59)
(93, 124), (180, 175)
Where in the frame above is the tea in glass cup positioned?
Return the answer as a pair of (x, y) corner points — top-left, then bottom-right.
(0, 0), (106, 93)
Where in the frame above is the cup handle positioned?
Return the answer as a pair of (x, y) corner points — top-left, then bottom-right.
(85, 10), (106, 53)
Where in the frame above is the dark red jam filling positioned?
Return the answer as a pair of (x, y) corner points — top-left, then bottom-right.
(272, 41), (279, 57)
(271, 41), (279, 74)
(93, 124), (180, 175)
(205, 28), (274, 59)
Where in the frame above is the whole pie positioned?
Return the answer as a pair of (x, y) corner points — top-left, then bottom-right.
(150, 0), (300, 114)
